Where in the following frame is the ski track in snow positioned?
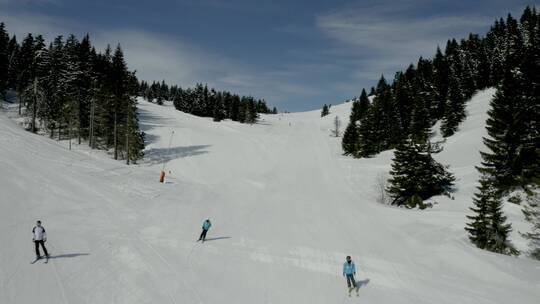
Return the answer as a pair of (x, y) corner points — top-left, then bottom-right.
(1, 89), (540, 303)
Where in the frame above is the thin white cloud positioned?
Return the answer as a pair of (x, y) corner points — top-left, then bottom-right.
(0, 12), (73, 39)
(93, 29), (232, 88)
(316, 9), (492, 82)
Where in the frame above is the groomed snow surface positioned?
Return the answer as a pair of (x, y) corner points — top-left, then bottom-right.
(1, 88), (539, 303)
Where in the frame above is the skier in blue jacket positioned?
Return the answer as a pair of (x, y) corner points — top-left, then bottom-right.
(343, 256), (358, 295)
(198, 219), (212, 242)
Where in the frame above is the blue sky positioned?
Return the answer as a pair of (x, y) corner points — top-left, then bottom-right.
(0, 0), (536, 111)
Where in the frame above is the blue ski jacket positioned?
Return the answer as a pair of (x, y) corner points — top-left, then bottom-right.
(343, 262), (356, 276)
(202, 220), (212, 231)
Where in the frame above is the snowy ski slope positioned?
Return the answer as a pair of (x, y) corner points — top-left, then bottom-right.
(1, 88), (539, 303)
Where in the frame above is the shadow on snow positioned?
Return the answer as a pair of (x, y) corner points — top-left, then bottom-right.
(203, 236), (232, 242)
(48, 253), (90, 259)
(144, 145), (211, 165)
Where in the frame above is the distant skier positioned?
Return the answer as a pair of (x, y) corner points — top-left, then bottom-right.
(343, 256), (359, 296)
(198, 219), (212, 242)
(32, 220), (49, 259)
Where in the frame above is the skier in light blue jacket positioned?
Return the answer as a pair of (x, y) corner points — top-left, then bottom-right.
(198, 219), (212, 242)
(343, 256), (358, 295)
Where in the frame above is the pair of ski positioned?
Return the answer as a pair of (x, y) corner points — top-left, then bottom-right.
(348, 286), (359, 297)
(30, 256), (49, 264)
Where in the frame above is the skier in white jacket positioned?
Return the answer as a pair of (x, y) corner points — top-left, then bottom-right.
(32, 220), (49, 259)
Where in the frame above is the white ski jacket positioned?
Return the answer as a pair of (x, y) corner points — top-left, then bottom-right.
(32, 226), (47, 241)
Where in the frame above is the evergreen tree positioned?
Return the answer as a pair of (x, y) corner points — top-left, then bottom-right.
(124, 71), (145, 164)
(476, 46), (491, 89)
(42, 36), (67, 138)
(387, 139), (455, 208)
(351, 89), (370, 122)
(21, 35), (47, 133)
(321, 104), (329, 117)
(465, 178), (495, 249)
(356, 107), (381, 157)
(63, 34), (82, 148)
(7, 35), (19, 90)
(342, 119), (359, 155)
(342, 89), (370, 155)
(213, 92), (225, 122)
(357, 76), (402, 157)
(16, 34), (35, 115)
(478, 66), (533, 190)
(466, 174), (518, 256)
(432, 46), (450, 118)
(522, 187), (540, 260)
(486, 190), (518, 255)
(75, 34), (93, 142)
(440, 71), (466, 137)
(409, 94), (432, 144)
(0, 23), (9, 96)
(393, 71), (414, 134)
(415, 57), (438, 120)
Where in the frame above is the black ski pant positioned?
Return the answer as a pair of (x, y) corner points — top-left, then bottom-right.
(346, 274), (357, 288)
(199, 229), (208, 241)
(34, 240), (49, 257)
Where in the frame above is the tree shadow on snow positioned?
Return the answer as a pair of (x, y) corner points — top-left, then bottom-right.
(48, 253), (90, 259)
(144, 145), (210, 165)
(203, 236), (231, 242)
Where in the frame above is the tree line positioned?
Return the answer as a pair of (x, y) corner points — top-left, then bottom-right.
(0, 24), (144, 164)
(139, 80), (277, 123)
(338, 6), (539, 257)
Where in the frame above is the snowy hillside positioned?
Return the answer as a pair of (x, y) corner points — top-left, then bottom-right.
(1, 89), (539, 304)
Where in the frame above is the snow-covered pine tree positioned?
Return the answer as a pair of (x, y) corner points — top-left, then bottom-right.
(352, 89), (370, 122)
(518, 10), (540, 186)
(522, 186), (540, 260)
(356, 107), (380, 157)
(478, 66), (530, 190)
(466, 178), (496, 249)
(342, 89), (369, 155)
(109, 45), (144, 162)
(341, 120), (359, 155)
(465, 176), (518, 255)
(393, 71), (414, 135)
(16, 34), (35, 115)
(321, 104), (329, 117)
(213, 92), (225, 122)
(409, 94), (431, 144)
(63, 34), (82, 149)
(124, 71), (145, 164)
(415, 57), (438, 121)
(386, 138), (454, 208)
(0, 23), (9, 96)
(246, 98), (258, 124)
(41, 36), (65, 138)
(432, 46), (451, 119)
(21, 35), (47, 133)
(486, 190), (519, 255)
(7, 35), (20, 91)
(440, 69), (465, 137)
(358, 75), (402, 155)
(76, 34), (94, 143)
